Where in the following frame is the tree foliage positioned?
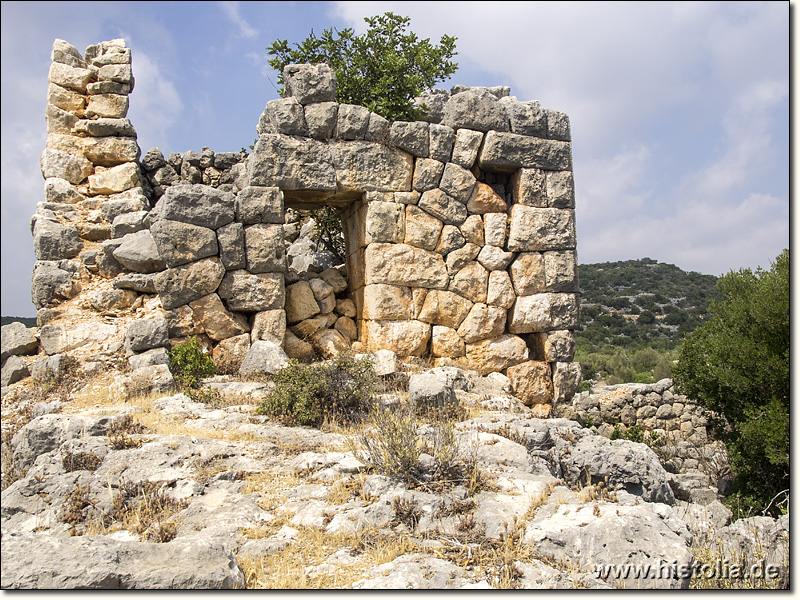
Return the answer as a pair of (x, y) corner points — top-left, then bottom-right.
(673, 249), (789, 514)
(267, 12), (458, 122)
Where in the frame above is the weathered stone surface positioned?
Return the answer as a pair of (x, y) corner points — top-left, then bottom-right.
(244, 224), (286, 273)
(304, 102), (338, 139)
(476, 245), (513, 271)
(74, 117), (136, 138)
(211, 333), (251, 374)
(431, 326), (465, 358)
(438, 163), (476, 205)
(250, 310), (287, 345)
(112, 230), (165, 273)
(412, 158), (445, 192)
(510, 252), (545, 295)
(544, 250), (578, 292)
(1, 356), (29, 386)
(545, 109), (571, 141)
(111, 211), (148, 238)
(48, 62), (94, 93)
(390, 121), (429, 157)
(417, 290), (473, 329)
(44, 178), (84, 205)
(545, 171), (575, 209)
(85, 94), (129, 119)
(217, 270), (284, 313)
(157, 184), (235, 229)
(457, 303), (506, 344)
(479, 131), (572, 171)
(331, 141), (413, 193)
(47, 82), (85, 113)
(87, 288), (137, 312)
(362, 284), (414, 320)
(335, 104), (370, 140)
(283, 329), (315, 361)
(100, 190), (149, 223)
(98, 63), (133, 85)
(125, 318), (169, 353)
(335, 298), (357, 318)
(0, 534), (245, 589)
(507, 361), (553, 405)
(39, 149), (92, 184)
(311, 329), (350, 359)
(535, 330), (575, 362)
(404, 205), (443, 251)
(153, 257), (226, 310)
(239, 340), (289, 376)
(1, 322), (39, 364)
(509, 293), (579, 334)
(428, 123), (455, 163)
(46, 103), (78, 134)
(128, 347), (170, 371)
(506, 100), (547, 137)
(451, 129), (483, 168)
(442, 90), (509, 133)
(418, 188), (467, 226)
(216, 222), (246, 271)
(112, 273), (157, 293)
(320, 268), (348, 294)
(365, 201), (405, 244)
(235, 186), (283, 225)
(150, 220), (218, 268)
(459, 215), (484, 247)
(409, 373), (457, 408)
(51, 39), (86, 68)
(512, 168), (547, 207)
(552, 361), (581, 404)
(88, 163), (140, 195)
(284, 63), (336, 104)
(445, 242), (480, 274)
(506, 206), (576, 252)
(365, 243), (448, 289)
(365, 320), (430, 357)
(189, 294), (249, 341)
(30, 261), (82, 308)
(467, 182), (507, 214)
(249, 134), (336, 192)
(285, 281), (320, 324)
(261, 97), (307, 136)
(449, 262), (488, 304)
(486, 270), (515, 309)
(465, 334), (529, 375)
(335, 316), (357, 342)
(33, 218), (82, 261)
(483, 214), (507, 249)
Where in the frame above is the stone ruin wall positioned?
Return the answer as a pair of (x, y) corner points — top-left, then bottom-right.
(31, 38), (582, 413)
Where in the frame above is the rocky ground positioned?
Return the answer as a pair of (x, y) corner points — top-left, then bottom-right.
(0, 356), (788, 589)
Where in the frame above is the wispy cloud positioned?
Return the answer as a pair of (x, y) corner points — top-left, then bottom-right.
(218, 1), (258, 39)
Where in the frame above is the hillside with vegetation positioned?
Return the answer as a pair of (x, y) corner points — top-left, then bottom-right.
(575, 258), (721, 385)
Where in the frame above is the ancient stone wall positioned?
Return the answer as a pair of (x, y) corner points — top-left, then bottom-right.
(30, 38), (581, 413)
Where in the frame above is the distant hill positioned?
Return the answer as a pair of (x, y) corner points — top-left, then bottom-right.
(576, 258), (721, 353)
(1, 316), (37, 328)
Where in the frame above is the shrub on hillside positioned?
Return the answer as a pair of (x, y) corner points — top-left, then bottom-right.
(168, 336), (215, 389)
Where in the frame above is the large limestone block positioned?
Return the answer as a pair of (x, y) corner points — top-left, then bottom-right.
(429, 123), (455, 162)
(544, 250), (578, 292)
(330, 141), (413, 193)
(449, 261), (489, 304)
(365, 201), (405, 244)
(509, 293), (579, 334)
(487, 270), (516, 309)
(239, 341), (290, 376)
(477, 245), (514, 271)
(283, 63), (336, 104)
(100, 189), (149, 222)
(511, 168), (547, 207)
(457, 303), (507, 344)
(546, 109), (571, 141)
(157, 184), (235, 229)
(283, 329), (315, 361)
(261, 97), (307, 136)
(451, 129), (483, 168)
(212, 333), (251, 374)
(250, 310), (287, 345)
(30, 260), (82, 308)
(546, 171), (575, 209)
(364, 320), (431, 357)
(445, 242), (481, 274)
(285, 281), (320, 324)
(218, 270), (285, 313)
(44, 178), (83, 204)
(74, 117), (136, 138)
(442, 90), (509, 132)
(404, 205), (443, 251)
(304, 102), (338, 139)
(82, 137), (140, 166)
(153, 257), (226, 310)
(216, 222), (246, 271)
(335, 104), (370, 140)
(435, 225), (466, 255)
(125, 318), (169, 352)
(88, 163), (140, 195)
(467, 182), (507, 214)
(465, 334), (529, 376)
(390, 121), (430, 157)
(460, 215), (484, 247)
(249, 134), (336, 192)
(320, 268), (349, 294)
(244, 224), (286, 273)
(46, 103), (78, 135)
(505, 99), (547, 137)
(98, 63), (133, 85)
(506, 205), (576, 252)
(418, 188), (467, 226)
(311, 329), (350, 359)
(48, 62), (94, 93)
(51, 39), (86, 68)
(39, 322), (117, 355)
(479, 131), (572, 172)
(483, 213), (508, 248)
(507, 361), (553, 406)
(438, 163), (476, 205)
(365, 243), (448, 289)
(1, 322), (39, 363)
(412, 158), (445, 192)
(85, 94), (129, 118)
(362, 284), (414, 320)
(150, 219), (218, 268)
(189, 293), (249, 341)
(510, 252), (546, 295)
(417, 289), (474, 329)
(39, 149), (92, 185)
(33, 218), (82, 261)
(335, 316), (358, 342)
(113, 230), (166, 273)
(47, 83), (85, 113)
(431, 326), (465, 358)
(535, 330), (576, 362)
(235, 186), (283, 224)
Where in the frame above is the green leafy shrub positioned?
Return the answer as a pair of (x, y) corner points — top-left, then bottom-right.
(257, 355), (375, 427)
(168, 336), (216, 389)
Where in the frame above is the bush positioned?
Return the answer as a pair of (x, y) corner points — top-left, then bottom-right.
(168, 336), (215, 389)
(257, 355), (375, 427)
(673, 250), (789, 515)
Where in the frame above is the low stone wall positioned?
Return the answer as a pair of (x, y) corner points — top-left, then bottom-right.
(30, 37), (583, 414)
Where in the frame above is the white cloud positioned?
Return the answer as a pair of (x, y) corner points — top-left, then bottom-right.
(217, 1), (258, 39)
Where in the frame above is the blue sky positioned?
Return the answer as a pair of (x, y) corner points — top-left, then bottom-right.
(1, 1), (789, 317)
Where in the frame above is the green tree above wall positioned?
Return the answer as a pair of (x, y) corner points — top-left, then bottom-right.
(267, 12), (458, 122)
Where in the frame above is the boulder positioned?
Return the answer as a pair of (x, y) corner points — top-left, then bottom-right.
(188, 294), (249, 341)
(88, 163), (141, 195)
(112, 230), (166, 273)
(30, 261), (83, 308)
(155, 184), (235, 229)
(507, 361), (553, 406)
(261, 97), (307, 136)
(285, 281), (320, 324)
(1, 356), (29, 387)
(250, 310), (287, 345)
(283, 63), (336, 104)
(238, 341), (290, 377)
(441, 90), (509, 133)
(125, 318), (169, 353)
(1, 322), (39, 363)
(153, 257), (226, 310)
(431, 326), (465, 358)
(32, 218), (82, 261)
(217, 270), (285, 313)
(409, 373), (457, 408)
(212, 333), (251, 374)
(465, 335), (529, 375)
(150, 220), (218, 268)
(244, 224), (286, 273)
(39, 322), (117, 355)
(128, 347), (170, 371)
(235, 186), (283, 224)
(364, 320), (430, 357)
